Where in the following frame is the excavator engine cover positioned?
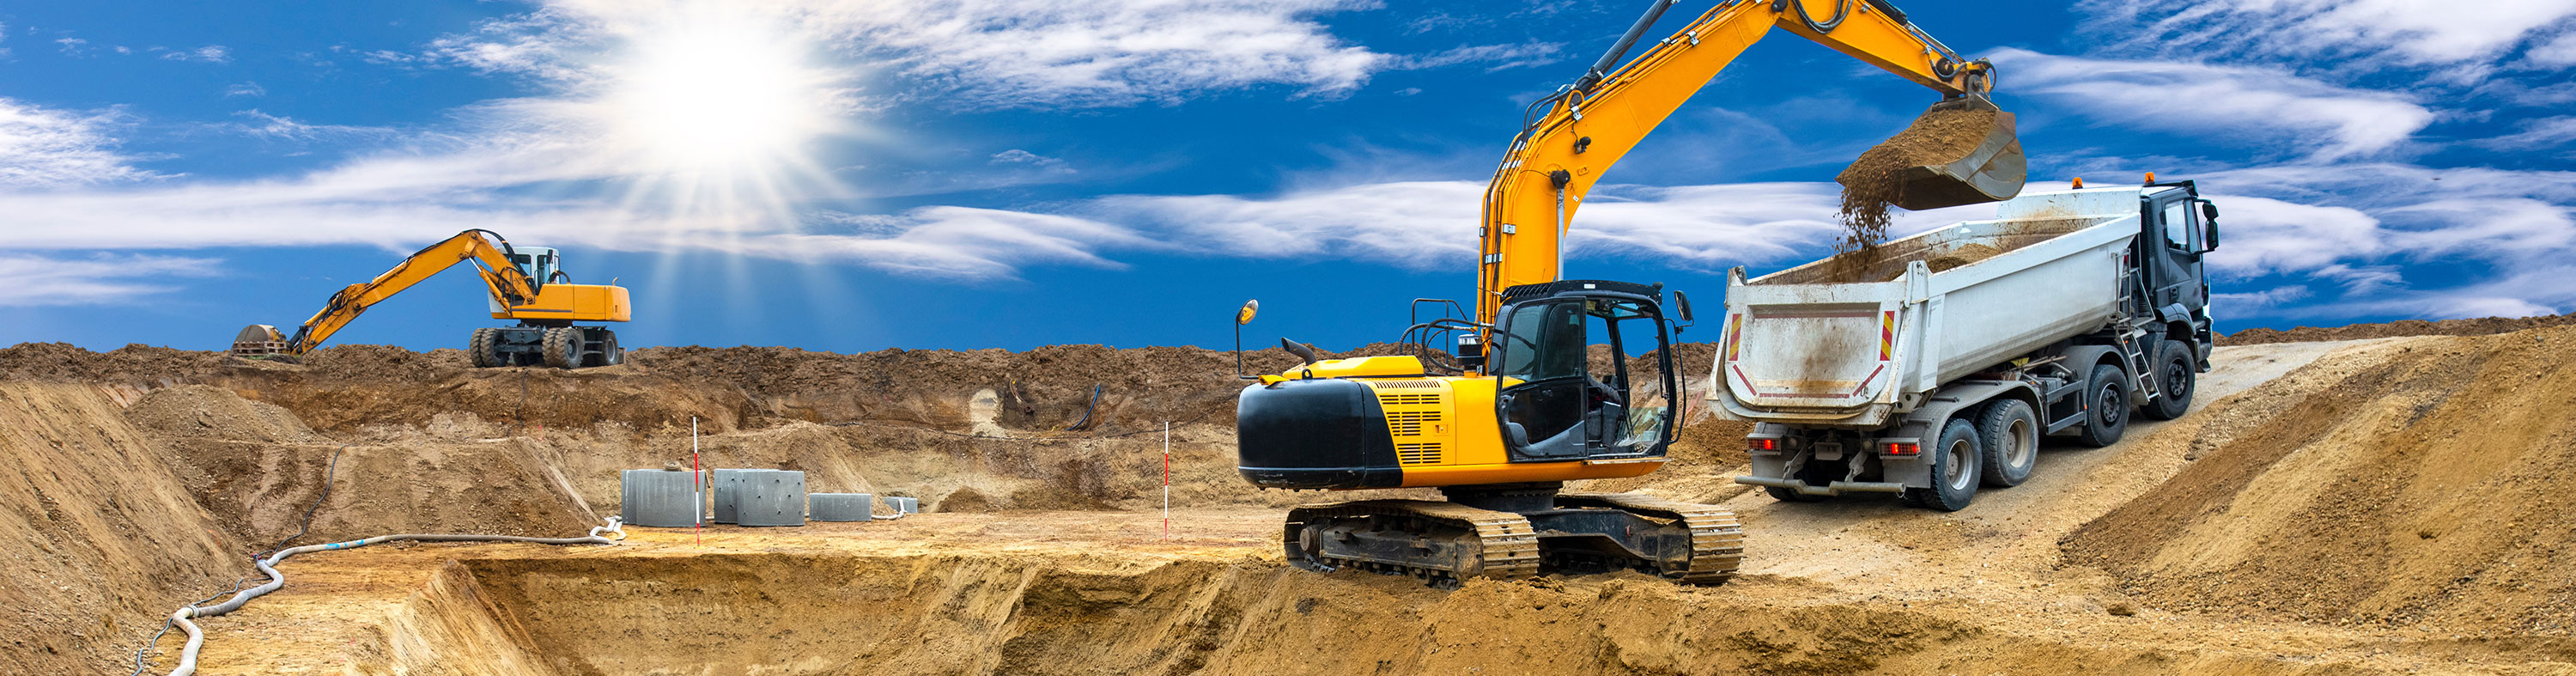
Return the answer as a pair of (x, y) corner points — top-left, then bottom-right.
(1851, 96), (2027, 211)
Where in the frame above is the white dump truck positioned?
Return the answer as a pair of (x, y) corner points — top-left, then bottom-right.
(1710, 181), (2221, 510)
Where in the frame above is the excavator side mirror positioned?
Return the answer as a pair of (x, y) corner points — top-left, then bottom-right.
(1671, 291), (1695, 324)
(1234, 300), (1261, 380)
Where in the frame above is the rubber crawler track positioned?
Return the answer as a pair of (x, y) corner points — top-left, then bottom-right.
(1285, 499), (1540, 588)
(1558, 491), (1745, 585)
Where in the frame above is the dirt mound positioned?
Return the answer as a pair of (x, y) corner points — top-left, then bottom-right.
(0, 342), (228, 383)
(0, 383), (243, 674)
(2063, 326), (2576, 633)
(2220, 313), (2576, 345)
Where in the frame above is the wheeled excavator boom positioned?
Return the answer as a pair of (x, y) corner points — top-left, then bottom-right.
(230, 229), (631, 368)
(1232, 0), (2026, 587)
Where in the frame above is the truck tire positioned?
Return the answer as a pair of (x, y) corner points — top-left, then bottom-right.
(1904, 418), (1980, 511)
(2075, 363), (2129, 448)
(2140, 340), (2195, 421)
(467, 327), (500, 368)
(1978, 399), (2039, 487)
(541, 327), (578, 369)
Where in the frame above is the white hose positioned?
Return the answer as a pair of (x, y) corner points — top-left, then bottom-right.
(159, 518), (625, 676)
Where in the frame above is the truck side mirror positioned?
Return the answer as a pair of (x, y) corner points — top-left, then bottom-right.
(2199, 200), (2219, 221)
(2203, 221), (2221, 253)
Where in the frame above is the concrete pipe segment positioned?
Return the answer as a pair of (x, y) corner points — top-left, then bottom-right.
(810, 493), (875, 521)
(711, 468), (752, 524)
(621, 468), (703, 527)
(738, 469), (808, 527)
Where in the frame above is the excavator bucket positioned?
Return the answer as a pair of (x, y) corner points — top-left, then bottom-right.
(1843, 96), (2027, 211)
(230, 324), (289, 358)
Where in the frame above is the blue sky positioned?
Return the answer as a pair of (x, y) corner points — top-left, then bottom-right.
(2, 0), (2573, 353)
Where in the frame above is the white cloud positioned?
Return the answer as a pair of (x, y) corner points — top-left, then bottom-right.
(0, 253), (219, 307)
(0, 98), (164, 189)
(2533, 29), (2576, 64)
(224, 82), (268, 98)
(416, 0), (1526, 109)
(226, 110), (397, 141)
(55, 37), (89, 57)
(2476, 115), (2576, 149)
(2194, 195), (2385, 275)
(1989, 48), (2434, 161)
(160, 45), (231, 64)
(2078, 0), (2576, 69)
(2213, 285), (2313, 312)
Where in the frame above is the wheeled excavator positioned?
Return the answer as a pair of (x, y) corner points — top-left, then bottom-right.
(1232, 0), (2025, 586)
(230, 229), (631, 368)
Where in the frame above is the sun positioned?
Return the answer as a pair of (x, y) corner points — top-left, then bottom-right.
(604, 15), (842, 175)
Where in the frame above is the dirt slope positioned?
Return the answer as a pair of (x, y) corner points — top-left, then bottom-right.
(2221, 312), (2576, 345)
(2066, 326), (2576, 633)
(0, 383), (244, 673)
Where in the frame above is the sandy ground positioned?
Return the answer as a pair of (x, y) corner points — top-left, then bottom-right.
(132, 336), (2573, 675)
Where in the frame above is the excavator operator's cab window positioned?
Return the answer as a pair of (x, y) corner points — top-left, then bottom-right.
(1492, 296), (1677, 462)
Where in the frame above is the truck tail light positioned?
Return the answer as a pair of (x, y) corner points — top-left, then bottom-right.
(1884, 442), (1920, 456)
(1749, 437), (1777, 452)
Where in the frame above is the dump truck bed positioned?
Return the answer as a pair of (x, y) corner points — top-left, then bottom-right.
(1710, 189), (2146, 428)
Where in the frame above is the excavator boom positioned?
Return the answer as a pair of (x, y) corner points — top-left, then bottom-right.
(1473, 0), (2024, 326)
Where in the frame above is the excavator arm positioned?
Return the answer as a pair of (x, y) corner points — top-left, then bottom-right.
(1473, 0), (2014, 326)
(274, 229), (543, 355)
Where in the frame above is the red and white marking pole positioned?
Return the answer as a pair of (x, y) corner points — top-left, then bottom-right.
(691, 416), (702, 546)
(1162, 421), (1171, 539)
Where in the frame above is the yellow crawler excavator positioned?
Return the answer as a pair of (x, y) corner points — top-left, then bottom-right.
(1233, 0), (2024, 586)
(230, 229), (632, 368)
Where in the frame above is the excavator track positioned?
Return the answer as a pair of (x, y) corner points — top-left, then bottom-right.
(1556, 491), (1745, 585)
(1283, 499), (1540, 588)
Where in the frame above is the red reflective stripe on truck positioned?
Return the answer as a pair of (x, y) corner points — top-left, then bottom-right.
(1729, 364), (1762, 397)
(1849, 364), (1885, 398)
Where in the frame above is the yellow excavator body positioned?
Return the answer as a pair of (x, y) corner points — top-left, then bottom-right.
(494, 283), (631, 323)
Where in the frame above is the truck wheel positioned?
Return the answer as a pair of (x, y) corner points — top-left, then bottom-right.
(2075, 363), (2129, 448)
(1903, 418), (1980, 511)
(467, 327), (500, 368)
(1978, 399), (2039, 487)
(540, 327), (578, 368)
(2139, 340), (2196, 421)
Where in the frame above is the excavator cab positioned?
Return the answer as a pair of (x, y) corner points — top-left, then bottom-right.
(1489, 282), (1680, 462)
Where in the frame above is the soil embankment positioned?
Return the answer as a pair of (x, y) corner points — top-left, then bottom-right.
(2065, 326), (2576, 633)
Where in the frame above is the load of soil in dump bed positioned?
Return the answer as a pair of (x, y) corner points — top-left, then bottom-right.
(2219, 312), (2576, 346)
(1753, 217), (2090, 286)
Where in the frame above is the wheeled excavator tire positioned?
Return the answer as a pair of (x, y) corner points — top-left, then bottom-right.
(541, 327), (578, 369)
(467, 327), (501, 368)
